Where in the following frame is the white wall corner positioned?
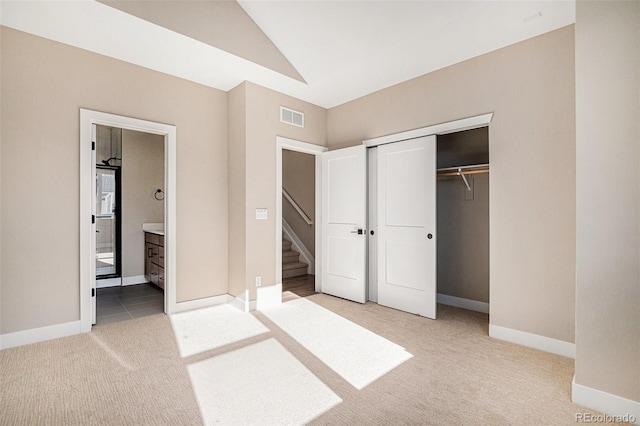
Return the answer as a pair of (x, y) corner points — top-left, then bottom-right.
(0, 320), (82, 350)
(572, 376), (640, 425)
(489, 324), (575, 358)
(229, 289), (250, 313)
(282, 219), (315, 275)
(437, 293), (489, 314)
(257, 283), (283, 311)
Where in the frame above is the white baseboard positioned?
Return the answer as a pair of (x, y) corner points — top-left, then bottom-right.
(122, 275), (147, 286)
(96, 277), (121, 288)
(572, 376), (639, 425)
(437, 293), (489, 314)
(282, 219), (315, 275)
(0, 320), (82, 350)
(257, 283), (282, 311)
(489, 324), (575, 358)
(171, 294), (231, 315)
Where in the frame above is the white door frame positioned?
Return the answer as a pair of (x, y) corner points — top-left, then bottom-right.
(80, 109), (177, 332)
(363, 113), (493, 147)
(276, 137), (327, 293)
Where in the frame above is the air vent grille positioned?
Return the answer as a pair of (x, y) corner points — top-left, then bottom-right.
(280, 106), (304, 128)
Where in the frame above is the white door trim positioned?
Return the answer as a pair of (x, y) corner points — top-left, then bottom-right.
(363, 113), (493, 147)
(276, 137), (327, 294)
(80, 109), (177, 333)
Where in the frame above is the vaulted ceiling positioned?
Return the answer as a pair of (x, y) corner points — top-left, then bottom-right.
(0, 0), (575, 108)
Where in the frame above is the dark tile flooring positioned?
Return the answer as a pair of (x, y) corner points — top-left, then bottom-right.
(96, 283), (164, 325)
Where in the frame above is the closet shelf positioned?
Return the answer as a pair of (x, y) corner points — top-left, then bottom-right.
(436, 163), (489, 177)
(436, 164), (489, 191)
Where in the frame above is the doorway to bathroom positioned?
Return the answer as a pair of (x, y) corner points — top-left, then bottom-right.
(93, 124), (166, 324)
(80, 109), (177, 332)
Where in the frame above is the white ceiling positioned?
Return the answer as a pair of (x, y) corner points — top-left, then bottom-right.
(0, 0), (575, 108)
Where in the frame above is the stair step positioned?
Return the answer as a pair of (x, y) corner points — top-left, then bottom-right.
(283, 266), (308, 279)
(283, 261), (308, 271)
(282, 250), (300, 263)
(282, 240), (292, 251)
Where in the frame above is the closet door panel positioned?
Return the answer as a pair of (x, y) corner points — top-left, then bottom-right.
(377, 136), (436, 319)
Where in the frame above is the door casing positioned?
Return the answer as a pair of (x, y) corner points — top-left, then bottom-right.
(80, 109), (176, 332)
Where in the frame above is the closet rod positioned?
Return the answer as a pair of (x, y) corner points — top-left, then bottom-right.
(437, 168), (489, 177)
(437, 163), (489, 173)
(436, 164), (489, 191)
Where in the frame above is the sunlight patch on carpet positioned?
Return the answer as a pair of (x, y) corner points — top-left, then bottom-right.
(262, 298), (413, 390)
(188, 338), (341, 425)
(170, 304), (269, 357)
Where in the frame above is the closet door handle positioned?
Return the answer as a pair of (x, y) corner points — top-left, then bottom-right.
(427, 233), (433, 239)
(350, 229), (364, 235)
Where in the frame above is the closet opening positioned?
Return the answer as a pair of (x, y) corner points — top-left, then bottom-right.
(436, 126), (490, 317)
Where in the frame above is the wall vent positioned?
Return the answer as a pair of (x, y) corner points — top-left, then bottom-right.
(280, 106), (304, 128)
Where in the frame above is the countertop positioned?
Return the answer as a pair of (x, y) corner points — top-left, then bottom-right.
(142, 223), (164, 236)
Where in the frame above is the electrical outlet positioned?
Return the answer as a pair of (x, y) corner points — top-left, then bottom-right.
(255, 208), (268, 220)
(255, 276), (262, 287)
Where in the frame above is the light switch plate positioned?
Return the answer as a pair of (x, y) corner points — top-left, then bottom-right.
(256, 208), (268, 220)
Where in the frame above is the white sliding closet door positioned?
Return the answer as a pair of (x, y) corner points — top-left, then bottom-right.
(377, 136), (437, 318)
(321, 145), (367, 303)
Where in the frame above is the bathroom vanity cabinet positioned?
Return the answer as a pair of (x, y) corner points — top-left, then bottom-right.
(144, 232), (164, 289)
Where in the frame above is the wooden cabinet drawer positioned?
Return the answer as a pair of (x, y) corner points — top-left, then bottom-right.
(157, 246), (164, 268)
(145, 232), (162, 246)
(144, 232), (165, 289)
(158, 267), (165, 289)
(148, 262), (159, 286)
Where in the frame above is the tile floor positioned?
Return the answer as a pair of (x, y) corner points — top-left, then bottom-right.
(96, 283), (164, 325)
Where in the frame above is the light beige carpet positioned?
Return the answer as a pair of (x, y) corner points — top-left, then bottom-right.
(1, 294), (607, 425)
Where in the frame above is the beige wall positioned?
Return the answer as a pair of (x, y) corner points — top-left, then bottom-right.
(437, 173), (489, 303)
(282, 149), (315, 256)
(0, 27), (228, 334)
(327, 26), (576, 343)
(575, 1), (640, 402)
(121, 129), (164, 278)
(229, 81), (326, 300)
(227, 83), (247, 298)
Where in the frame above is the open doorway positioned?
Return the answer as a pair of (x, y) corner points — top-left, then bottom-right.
(80, 109), (177, 333)
(281, 148), (316, 301)
(275, 137), (327, 304)
(94, 125), (165, 325)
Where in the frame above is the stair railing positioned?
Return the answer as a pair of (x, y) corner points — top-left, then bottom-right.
(282, 188), (313, 225)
